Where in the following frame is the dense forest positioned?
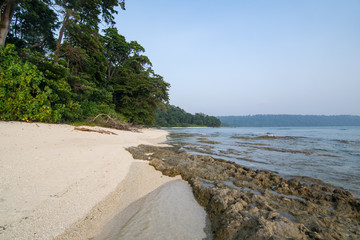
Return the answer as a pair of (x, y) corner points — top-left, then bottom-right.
(219, 115), (360, 127)
(0, 0), (170, 125)
(154, 104), (221, 127)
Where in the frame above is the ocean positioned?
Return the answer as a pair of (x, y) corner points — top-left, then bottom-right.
(165, 126), (360, 198)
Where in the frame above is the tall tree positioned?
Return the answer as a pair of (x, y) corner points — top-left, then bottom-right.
(103, 27), (170, 125)
(6, 0), (58, 51)
(0, 0), (18, 47)
(103, 27), (129, 83)
(54, 0), (125, 62)
(60, 20), (108, 102)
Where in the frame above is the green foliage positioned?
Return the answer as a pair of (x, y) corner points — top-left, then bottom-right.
(154, 104), (221, 127)
(0, 45), (63, 122)
(1, 1), (172, 126)
(60, 21), (108, 101)
(68, 121), (98, 127)
(7, 0), (59, 51)
(112, 70), (170, 125)
(23, 50), (82, 121)
(79, 100), (114, 119)
(104, 28), (170, 125)
(55, 0), (122, 28)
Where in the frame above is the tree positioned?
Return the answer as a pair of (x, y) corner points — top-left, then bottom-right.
(113, 63), (170, 125)
(154, 104), (221, 127)
(0, 0), (18, 47)
(59, 21), (108, 96)
(53, 0), (125, 62)
(6, 0), (58, 51)
(103, 27), (129, 83)
(103, 28), (170, 125)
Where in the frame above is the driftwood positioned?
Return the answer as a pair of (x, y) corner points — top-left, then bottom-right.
(87, 114), (139, 132)
(74, 126), (117, 135)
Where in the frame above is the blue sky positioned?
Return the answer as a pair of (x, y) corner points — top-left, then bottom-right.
(113, 0), (360, 116)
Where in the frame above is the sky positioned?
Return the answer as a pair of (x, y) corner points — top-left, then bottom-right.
(112, 0), (360, 116)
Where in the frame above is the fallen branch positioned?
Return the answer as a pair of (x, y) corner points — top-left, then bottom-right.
(74, 126), (117, 135)
(87, 113), (139, 132)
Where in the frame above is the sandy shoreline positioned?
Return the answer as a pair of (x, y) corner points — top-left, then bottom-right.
(0, 121), (208, 239)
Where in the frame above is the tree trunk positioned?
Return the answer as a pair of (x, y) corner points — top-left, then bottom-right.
(107, 63), (118, 83)
(30, 37), (47, 49)
(54, 9), (70, 64)
(0, 0), (17, 47)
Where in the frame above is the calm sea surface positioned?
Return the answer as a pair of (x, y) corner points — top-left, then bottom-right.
(165, 127), (360, 198)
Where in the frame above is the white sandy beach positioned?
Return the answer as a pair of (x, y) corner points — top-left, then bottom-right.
(0, 121), (208, 240)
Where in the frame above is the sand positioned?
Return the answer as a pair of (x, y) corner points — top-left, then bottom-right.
(0, 121), (208, 240)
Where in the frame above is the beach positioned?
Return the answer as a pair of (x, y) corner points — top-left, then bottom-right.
(0, 121), (209, 239)
(2, 122), (359, 240)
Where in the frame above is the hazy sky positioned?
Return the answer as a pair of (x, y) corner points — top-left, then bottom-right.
(113, 0), (360, 116)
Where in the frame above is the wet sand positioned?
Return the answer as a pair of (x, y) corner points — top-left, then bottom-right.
(93, 168), (210, 240)
(0, 121), (208, 239)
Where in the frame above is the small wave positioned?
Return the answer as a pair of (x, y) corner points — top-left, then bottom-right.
(184, 145), (216, 155)
(197, 139), (221, 144)
(236, 142), (270, 147)
(334, 139), (360, 146)
(317, 153), (338, 158)
(243, 145), (314, 155)
(231, 135), (297, 141)
(236, 157), (269, 165)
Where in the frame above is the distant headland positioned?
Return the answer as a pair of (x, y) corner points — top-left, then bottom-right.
(218, 114), (360, 127)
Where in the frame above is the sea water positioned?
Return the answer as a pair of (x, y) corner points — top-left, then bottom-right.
(165, 126), (360, 198)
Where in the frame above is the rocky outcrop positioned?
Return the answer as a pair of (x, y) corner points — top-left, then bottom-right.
(127, 145), (360, 240)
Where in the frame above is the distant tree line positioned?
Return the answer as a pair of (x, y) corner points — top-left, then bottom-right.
(218, 115), (360, 127)
(154, 104), (221, 127)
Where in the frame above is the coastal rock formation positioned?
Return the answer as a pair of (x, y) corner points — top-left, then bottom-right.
(127, 145), (360, 240)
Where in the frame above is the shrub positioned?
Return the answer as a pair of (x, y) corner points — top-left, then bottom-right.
(0, 45), (66, 122)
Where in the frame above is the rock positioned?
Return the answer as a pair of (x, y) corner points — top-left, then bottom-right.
(127, 145), (360, 240)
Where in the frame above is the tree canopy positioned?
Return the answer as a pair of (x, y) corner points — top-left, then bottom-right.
(155, 104), (221, 127)
(1, 1), (221, 127)
(1, 0), (171, 126)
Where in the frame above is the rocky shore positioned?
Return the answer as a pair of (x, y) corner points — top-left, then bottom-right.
(127, 144), (360, 240)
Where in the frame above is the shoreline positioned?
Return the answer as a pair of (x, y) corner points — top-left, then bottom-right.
(0, 121), (208, 239)
(128, 144), (360, 239)
(166, 127), (360, 198)
(159, 126), (215, 129)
